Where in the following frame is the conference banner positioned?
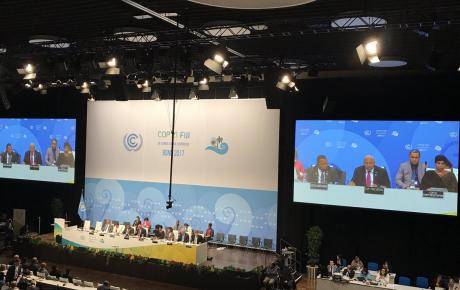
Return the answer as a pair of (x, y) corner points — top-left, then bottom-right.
(83, 99), (279, 245)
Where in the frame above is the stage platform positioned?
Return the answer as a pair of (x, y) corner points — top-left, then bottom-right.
(39, 233), (277, 271)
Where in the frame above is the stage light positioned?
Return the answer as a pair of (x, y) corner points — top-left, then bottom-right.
(80, 81), (90, 94)
(25, 64), (34, 73)
(457, 66), (460, 72)
(281, 74), (291, 84)
(107, 58), (117, 68)
(199, 77), (208, 85)
(189, 87), (199, 100)
(25, 83), (32, 89)
(204, 52), (229, 74)
(214, 54), (224, 63)
(365, 40), (378, 55)
(228, 86), (239, 99)
(356, 39), (383, 65)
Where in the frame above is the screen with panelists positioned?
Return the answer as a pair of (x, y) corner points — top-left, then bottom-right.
(0, 118), (76, 183)
(294, 120), (459, 216)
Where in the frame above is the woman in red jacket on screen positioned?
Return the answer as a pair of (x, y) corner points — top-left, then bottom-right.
(294, 150), (306, 182)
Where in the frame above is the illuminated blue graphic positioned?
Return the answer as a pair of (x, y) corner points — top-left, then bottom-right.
(83, 178), (277, 247)
(205, 136), (229, 155)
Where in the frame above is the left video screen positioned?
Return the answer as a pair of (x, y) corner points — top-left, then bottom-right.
(0, 118), (76, 184)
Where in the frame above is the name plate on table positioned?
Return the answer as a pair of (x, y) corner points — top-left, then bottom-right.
(423, 189), (445, 198)
(2, 163), (12, 168)
(310, 183), (328, 190)
(58, 166), (68, 172)
(30, 165), (40, 170)
(364, 186), (384, 195)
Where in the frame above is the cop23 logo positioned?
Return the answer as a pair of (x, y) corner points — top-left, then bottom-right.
(205, 136), (228, 155)
(123, 133), (143, 151)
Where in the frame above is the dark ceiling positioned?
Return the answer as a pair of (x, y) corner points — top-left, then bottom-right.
(0, 0), (459, 83)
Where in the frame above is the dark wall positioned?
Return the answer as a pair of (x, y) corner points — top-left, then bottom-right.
(0, 87), (86, 233)
(276, 72), (460, 280)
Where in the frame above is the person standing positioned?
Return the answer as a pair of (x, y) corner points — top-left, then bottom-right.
(204, 223), (214, 241)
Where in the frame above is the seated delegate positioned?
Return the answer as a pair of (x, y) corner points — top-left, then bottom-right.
(349, 155), (391, 188)
(56, 142), (75, 168)
(1, 143), (20, 164)
(395, 149), (426, 189)
(305, 155), (342, 184)
(421, 155), (458, 192)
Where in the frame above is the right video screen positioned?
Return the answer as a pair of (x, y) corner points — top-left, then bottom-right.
(294, 120), (459, 216)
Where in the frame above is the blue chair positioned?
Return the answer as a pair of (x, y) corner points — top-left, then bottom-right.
(367, 262), (379, 271)
(398, 276), (411, 286)
(416, 277), (429, 288)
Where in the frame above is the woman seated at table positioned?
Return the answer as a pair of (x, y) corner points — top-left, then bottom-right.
(376, 268), (389, 285)
(421, 155), (458, 192)
(132, 216), (141, 235)
(56, 143), (75, 168)
(139, 217), (151, 238)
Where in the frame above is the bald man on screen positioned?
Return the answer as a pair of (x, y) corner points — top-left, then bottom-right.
(349, 155), (391, 188)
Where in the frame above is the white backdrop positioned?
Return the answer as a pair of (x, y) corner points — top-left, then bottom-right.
(83, 99), (280, 245)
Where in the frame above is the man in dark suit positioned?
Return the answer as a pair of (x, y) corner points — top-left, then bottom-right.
(6, 256), (22, 283)
(306, 155), (341, 184)
(1, 143), (20, 164)
(350, 155), (391, 188)
(23, 143), (43, 165)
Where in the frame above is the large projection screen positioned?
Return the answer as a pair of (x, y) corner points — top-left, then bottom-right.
(0, 118), (76, 183)
(294, 120), (459, 216)
(83, 99), (279, 245)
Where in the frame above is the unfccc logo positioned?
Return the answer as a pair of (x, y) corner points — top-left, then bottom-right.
(123, 133), (143, 151)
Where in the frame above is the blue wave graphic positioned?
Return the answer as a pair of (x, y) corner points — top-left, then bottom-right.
(205, 142), (228, 155)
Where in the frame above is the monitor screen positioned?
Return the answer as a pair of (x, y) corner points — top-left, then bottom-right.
(0, 118), (76, 183)
(294, 120), (459, 216)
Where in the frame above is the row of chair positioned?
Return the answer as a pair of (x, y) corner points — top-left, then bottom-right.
(364, 261), (429, 288)
(214, 233), (273, 250)
(35, 271), (125, 290)
(398, 276), (429, 288)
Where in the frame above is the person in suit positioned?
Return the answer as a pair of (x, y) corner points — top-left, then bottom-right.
(5, 256), (22, 283)
(327, 260), (337, 276)
(132, 216), (141, 235)
(306, 155), (341, 184)
(45, 138), (59, 166)
(1, 144), (20, 164)
(56, 143), (75, 168)
(23, 143), (43, 166)
(165, 227), (174, 241)
(97, 281), (111, 290)
(421, 155), (458, 192)
(178, 223), (191, 242)
(191, 229), (204, 244)
(396, 149), (426, 189)
(349, 155), (391, 188)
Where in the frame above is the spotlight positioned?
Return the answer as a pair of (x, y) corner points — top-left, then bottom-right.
(228, 86), (239, 99)
(204, 53), (229, 74)
(17, 63), (36, 80)
(276, 73), (298, 92)
(356, 40), (380, 65)
(25, 64), (34, 74)
(80, 81), (90, 94)
(98, 57), (120, 75)
(189, 87), (199, 100)
(107, 57), (117, 68)
(199, 77), (208, 85)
